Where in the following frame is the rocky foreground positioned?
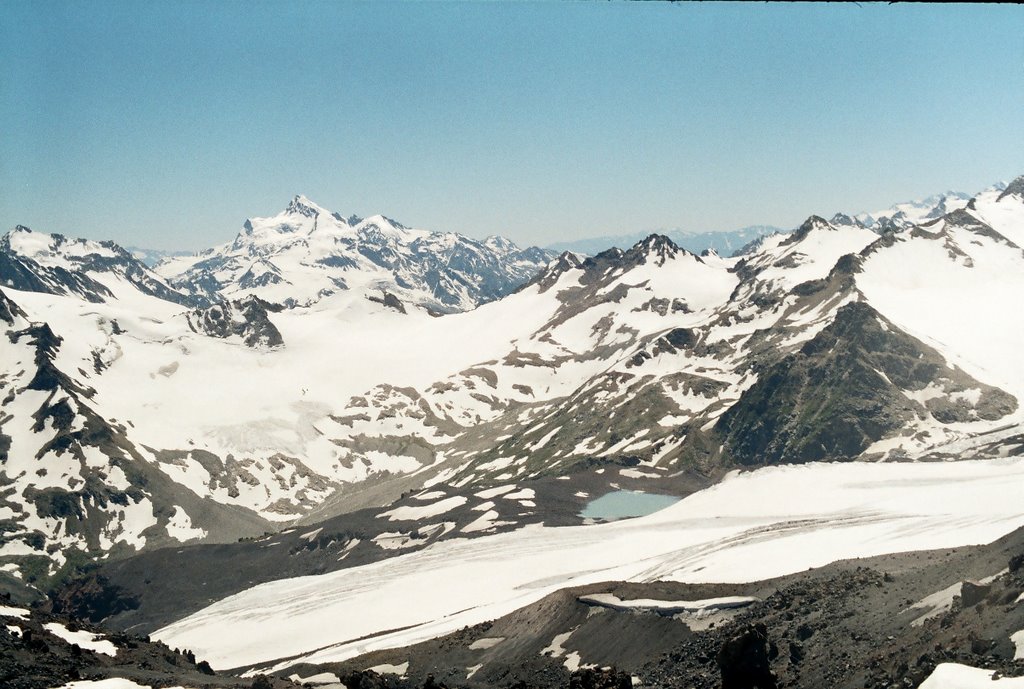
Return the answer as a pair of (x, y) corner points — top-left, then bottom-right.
(7, 524), (1021, 689)
(284, 526), (1024, 689)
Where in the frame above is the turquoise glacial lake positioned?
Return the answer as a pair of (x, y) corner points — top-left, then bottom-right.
(580, 490), (680, 521)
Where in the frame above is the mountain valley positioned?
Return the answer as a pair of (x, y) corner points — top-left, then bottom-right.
(2, 179), (1024, 689)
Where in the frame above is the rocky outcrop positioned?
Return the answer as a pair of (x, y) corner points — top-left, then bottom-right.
(187, 295), (284, 348)
(716, 301), (1017, 466)
(717, 624), (778, 689)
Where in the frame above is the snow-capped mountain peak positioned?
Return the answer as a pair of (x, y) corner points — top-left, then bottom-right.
(157, 197), (555, 311)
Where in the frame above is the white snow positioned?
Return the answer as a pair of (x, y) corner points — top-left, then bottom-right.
(619, 468), (661, 479)
(907, 568), (1007, 626)
(155, 458), (1024, 671)
(379, 496), (468, 521)
(857, 218), (1024, 402)
(0, 605), (30, 618)
(578, 593), (757, 615)
(541, 627), (577, 659)
(462, 509), (503, 534)
(1013, 629), (1024, 660)
(502, 488), (535, 501)
(474, 485), (517, 499)
(413, 490), (447, 501)
(49, 681), (157, 689)
(907, 582), (962, 627)
(919, 663), (1024, 688)
(367, 661), (408, 676)
(43, 622), (117, 656)
(468, 636), (505, 650)
(562, 651), (586, 672)
(165, 507), (207, 542)
(289, 671), (341, 685)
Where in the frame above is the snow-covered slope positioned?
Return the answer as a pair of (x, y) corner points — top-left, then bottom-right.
(1, 226), (195, 306)
(154, 457), (1024, 671)
(157, 195), (554, 312)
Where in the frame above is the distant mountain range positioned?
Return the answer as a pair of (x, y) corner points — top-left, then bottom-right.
(546, 184), (1009, 257)
(546, 225), (786, 258)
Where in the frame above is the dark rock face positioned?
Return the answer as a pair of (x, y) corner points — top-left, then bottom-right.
(0, 249), (113, 303)
(368, 291), (407, 314)
(45, 572), (140, 624)
(568, 667), (633, 689)
(716, 301), (1017, 466)
(717, 624), (778, 689)
(0, 287), (28, 325)
(0, 592), (282, 689)
(187, 295), (284, 348)
(9, 323), (79, 395)
(996, 175), (1024, 202)
(960, 581), (991, 608)
(341, 669), (405, 689)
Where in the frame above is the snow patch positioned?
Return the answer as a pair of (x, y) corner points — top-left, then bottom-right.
(0, 605), (30, 619)
(43, 622), (117, 656)
(367, 661), (408, 677)
(380, 496), (468, 521)
(919, 663), (1024, 688)
(578, 593), (757, 615)
(289, 672), (341, 685)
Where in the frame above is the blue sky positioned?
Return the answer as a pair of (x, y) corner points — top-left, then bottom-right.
(1, 1), (1022, 250)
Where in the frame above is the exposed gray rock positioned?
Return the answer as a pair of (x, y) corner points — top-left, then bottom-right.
(187, 295), (284, 348)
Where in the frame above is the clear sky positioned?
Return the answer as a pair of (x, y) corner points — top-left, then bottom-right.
(1, 1), (1022, 250)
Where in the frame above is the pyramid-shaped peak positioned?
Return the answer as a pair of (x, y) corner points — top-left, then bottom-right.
(285, 195), (330, 218)
(621, 233), (693, 267)
(782, 215), (835, 246)
(631, 233), (684, 257)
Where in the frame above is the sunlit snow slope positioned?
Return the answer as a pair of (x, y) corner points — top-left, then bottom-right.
(154, 458), (1024, 671)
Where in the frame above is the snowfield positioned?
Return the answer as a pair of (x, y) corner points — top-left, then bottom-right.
(155, 458), (1024, 671)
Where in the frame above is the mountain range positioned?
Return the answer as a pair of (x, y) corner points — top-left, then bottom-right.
(540, 187), (1002, 258)
(2, 178), (1023, 689)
